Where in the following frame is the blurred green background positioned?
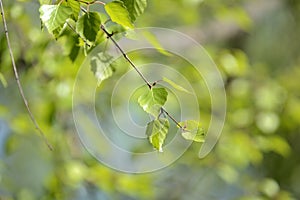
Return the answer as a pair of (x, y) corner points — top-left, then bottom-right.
(1, 0), (300, 199)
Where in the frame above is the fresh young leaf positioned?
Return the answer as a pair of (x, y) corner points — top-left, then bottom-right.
(179, 120), (205, 142)
(120, 0), (147, 22)
(90, 52), (115, 85)
(143, 31), (172, 56)
(39, 5), (72, 35)
(95, 31), (106, 46)
(0, 72), (8, 88)
(162, 77), (192, 94)
(138, 87), (168, 117)
(105, 1), (134, 29)
(63, 0), (80, 21)
(146, 118), (169, 152)
(76, 12), (101, 43)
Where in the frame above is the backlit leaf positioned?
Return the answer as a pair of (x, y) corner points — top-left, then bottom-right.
(120, 0), (147, 22)
(39, 5), (72, 35)
(138, 87), (168, 117)
(63, 0), (80, 21)
(143, 31), (171, 56)
(105, 1), (134, 29)
(163, 77), (192, 94)
(0, 72), (7, 88)
(179, 120), (205, 142)
(90, 52), (115, 85)
(146, 118), (169, 152)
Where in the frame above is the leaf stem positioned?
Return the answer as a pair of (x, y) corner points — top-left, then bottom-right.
(100, 24), (184, 129)
(0, 0), (53, 150)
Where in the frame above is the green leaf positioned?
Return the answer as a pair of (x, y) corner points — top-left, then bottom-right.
(51, 23), (69, 39)
(179, 120), (205, 142)
(90, 52), (115, 85)
(63, 0), (80, 21)
(69, 35), (81, 62)
(138, 87), (168, 117)
(39, 5), (72, 34)
(105, 1), (134, 29)
(142, 31), (172, 56)
(0, 72), (8, 88)
(76, 12), (101, 43)
(69, 44), (80, 62)
(120, 0), (147, 22)
(162, 77), (192, 94)
(146, 118), (169, 152)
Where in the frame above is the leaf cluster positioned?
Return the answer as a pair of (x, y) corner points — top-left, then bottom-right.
(38, 0), (205, 152)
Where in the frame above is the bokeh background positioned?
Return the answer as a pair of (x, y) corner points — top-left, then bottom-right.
(1, 0), (300, 199)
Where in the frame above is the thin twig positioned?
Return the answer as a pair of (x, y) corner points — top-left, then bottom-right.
(161, 108), (184, 130)
(76, 0), (105, 6)
(100, 25), (152, 88)
(100, 24), (184, 129)
(94, 1), (105, 6)
(0, 0), (53, 150)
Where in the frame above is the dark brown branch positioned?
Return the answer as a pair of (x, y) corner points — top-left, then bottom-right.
(100, 24), (184, 129)
(0, 0), (53, 150)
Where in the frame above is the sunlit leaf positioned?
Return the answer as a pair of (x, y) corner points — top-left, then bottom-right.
(162, 77), (192, 94)
(138, 87), (168, 117)
(63, 0), (80, 21)
(39, 5), (72, 34)
(105, 1), (134, 29)
(90, 52), (115, 85)
(0, 72), (7, 88)
(179, 120), (205, 142)
(146, 118), (169, 152)
(120, 0), (147, 22)
(76, 12), (101, 43)
(142, 31), (171, 56)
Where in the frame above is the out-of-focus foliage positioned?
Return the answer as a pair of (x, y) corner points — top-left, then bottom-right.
(0, 0), (300, 199)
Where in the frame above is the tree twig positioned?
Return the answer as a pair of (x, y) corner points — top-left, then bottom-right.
(161, 108), (184, 130)
(0, 0), (53, 150)
(100, 24), (184, 129)
(76, 0), (105, 6)
(100, 24), (152, 89)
